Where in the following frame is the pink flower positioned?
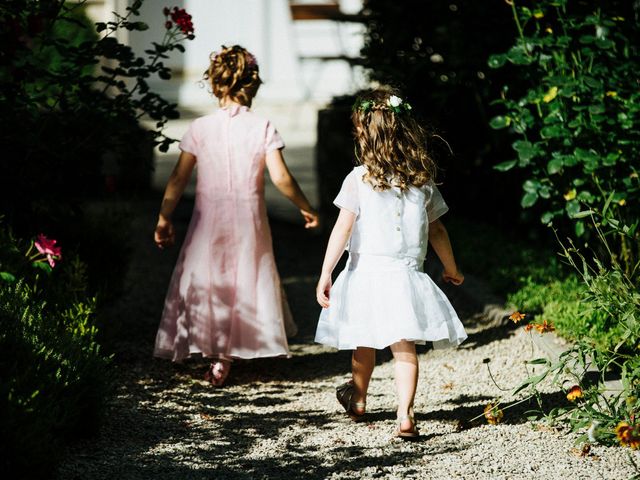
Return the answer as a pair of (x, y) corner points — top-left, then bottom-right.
(34, 234), (62, 267)
(246, 53), (258, 69)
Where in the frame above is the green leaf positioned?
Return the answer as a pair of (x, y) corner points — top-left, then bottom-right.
(547, 158), (563, 174)
(490, 115), (511, 129)
(571, 210), (594, 219)
(541, 211), (555, 224)
(565, 200), (581, 218)
(512, 140), (536, 162)
(523, 180), (539, 194)
(487, 54), (507, 69)
(575, 220), (585, 237)
(521, 192), (538, 208)
(494, 159), (517, 172)
(588, 104), (605, 114)
(540, 125), (567, 138)
(0, 272), (16, 283)
(527, 358), (551, 365)
(583, 76), (602, 89)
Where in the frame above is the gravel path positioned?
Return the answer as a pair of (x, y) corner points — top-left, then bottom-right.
(57, 198), (638, 480)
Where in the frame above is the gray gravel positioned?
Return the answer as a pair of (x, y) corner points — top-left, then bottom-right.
(57, 198), (639, 480)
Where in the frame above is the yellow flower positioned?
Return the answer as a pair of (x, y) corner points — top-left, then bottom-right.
(543, 86), (558, 103)
(509, 311), (527, 323)
(566, 385), (583, 402)
(619, 199), (626, 206)
(612, 16), (625, 21)
(545, 27), (553, 34)
(484, 403), (504, 425)
(606, 91), (617, 97)
(616, 422), (640, 449)
(533, 10), (544, 19)
(563, 189), (577, 201)
(631, 172), (639, 179)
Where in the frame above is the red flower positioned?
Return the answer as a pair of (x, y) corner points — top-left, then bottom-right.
(34, 234), (62, 267)
(169, 7), (194, 35)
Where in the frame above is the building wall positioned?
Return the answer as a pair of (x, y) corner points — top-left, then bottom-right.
(85, 0), (366, 106)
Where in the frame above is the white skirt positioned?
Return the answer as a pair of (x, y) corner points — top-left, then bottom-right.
(315, 253), (467, 350)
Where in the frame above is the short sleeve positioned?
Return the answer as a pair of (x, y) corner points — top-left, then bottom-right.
(179, 121), (198, 156)
(265, 120), (285, 153)
(334, 170), (359, 215)
(426, 182), (449, 222)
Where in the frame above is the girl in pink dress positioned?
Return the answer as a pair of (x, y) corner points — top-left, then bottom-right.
(153, 45), (319, 386)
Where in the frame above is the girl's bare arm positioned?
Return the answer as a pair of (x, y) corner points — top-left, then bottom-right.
(266, 149), (319, 228)
(428, 219), (464, 285)
(154, 151), (196, 248)
(316, 209), (357, 307)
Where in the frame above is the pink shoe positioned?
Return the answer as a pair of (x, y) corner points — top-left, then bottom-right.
(204, 360), (231, 386)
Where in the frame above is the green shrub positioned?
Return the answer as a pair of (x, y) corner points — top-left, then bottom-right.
(488, 1), (640, 248)
(0, 227), (111, 478)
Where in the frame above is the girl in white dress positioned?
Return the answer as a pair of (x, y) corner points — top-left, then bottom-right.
(315, 88), (467, 438)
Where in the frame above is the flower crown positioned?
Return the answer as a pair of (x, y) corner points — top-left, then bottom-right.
(354, 95), (412, 115)
(212, 49), (259, 70)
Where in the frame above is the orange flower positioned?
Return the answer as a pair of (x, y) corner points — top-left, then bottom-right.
(535, 320), (555, 334)
(509, 311), (527, 323)
(616, 422), (640, 449)
(566, 385), (583, 402)
(484, 403), (504, 425)
(524, 323), (534, 332)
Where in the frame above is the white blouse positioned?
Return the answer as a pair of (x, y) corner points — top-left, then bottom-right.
(334, 165), (449, 262)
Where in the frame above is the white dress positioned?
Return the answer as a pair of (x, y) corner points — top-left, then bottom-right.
(315, 165), (467, 350)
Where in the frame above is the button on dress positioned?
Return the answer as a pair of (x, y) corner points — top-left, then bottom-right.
(315, 165), (467, 350)
(154, 105), (291, 361)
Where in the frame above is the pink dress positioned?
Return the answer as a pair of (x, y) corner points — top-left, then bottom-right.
(154, 104), (290, 361)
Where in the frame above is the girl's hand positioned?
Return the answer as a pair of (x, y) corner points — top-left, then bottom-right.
(316, 272), (332, 308)
(301, 209), (320, 229)
(154, 217), (175, 249)
(443, 269), (464, 286)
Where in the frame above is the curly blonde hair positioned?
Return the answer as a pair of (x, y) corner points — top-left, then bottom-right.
(204, 45), (262, 106)
(352, 88), (436, 191)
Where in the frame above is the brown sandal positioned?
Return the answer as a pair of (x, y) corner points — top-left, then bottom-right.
(395, 413), (419, 439)
(336, 380), (366, 422)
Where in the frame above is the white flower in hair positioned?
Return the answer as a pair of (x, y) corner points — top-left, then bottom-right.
(387, 95), (403, 108)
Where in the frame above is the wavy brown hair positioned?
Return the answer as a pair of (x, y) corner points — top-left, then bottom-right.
(204, 45), (262, 106)
(352, 88), (436, 191)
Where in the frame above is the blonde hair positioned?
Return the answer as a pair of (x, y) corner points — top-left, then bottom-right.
(204, 45), (262, 106)
(352, 88), (436, 191)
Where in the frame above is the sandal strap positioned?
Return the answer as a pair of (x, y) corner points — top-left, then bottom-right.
(351, 401), (366, 409)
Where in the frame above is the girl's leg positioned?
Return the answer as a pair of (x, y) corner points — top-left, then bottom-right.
(351, 347), (375, 414)
(390, 340), (418, 431)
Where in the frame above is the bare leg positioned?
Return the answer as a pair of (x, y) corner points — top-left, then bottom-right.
(390, 340), (418, 432)
(351, 347), (375, 414)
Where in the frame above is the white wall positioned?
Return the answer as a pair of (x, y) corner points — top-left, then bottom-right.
(122, 0), (366, 106)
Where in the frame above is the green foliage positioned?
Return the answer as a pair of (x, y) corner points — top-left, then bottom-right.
(0, 226), (111, 478)
(488, 0), (640, 244)
(509, 220), (640, 451)
(0, 0), (192, 226)
(359, 0), (523, 223)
